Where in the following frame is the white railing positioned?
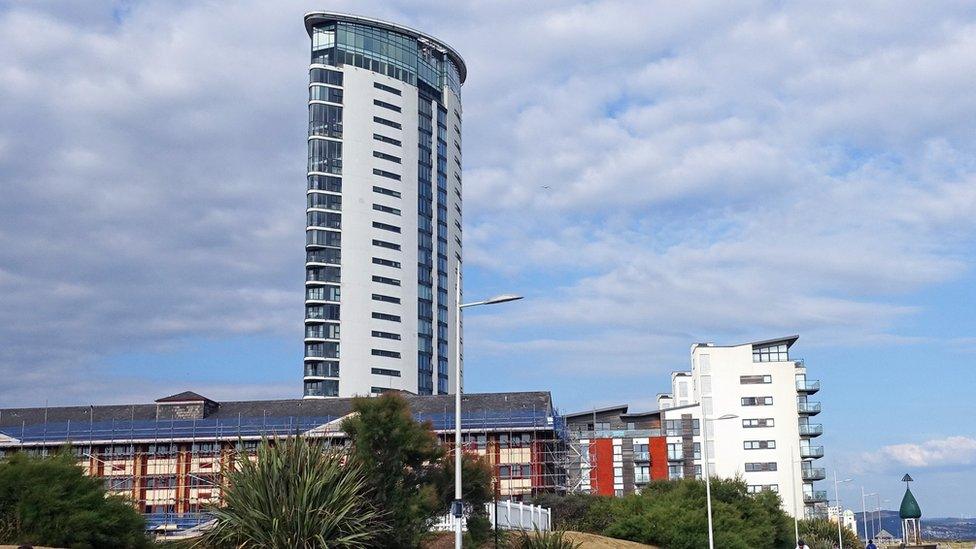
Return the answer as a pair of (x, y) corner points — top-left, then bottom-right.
(431, 501), (550, 532)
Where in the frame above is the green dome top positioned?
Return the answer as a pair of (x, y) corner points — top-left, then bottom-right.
(899, 486), (922, 519)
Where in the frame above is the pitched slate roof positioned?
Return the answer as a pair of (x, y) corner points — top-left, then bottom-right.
(155, 391), (214, 403)
(0, 391), (557, 445)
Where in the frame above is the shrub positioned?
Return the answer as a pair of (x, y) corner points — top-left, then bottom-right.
(201, 437), (379, 548)
(0, 450), (148, 548)
(507, 529), (581, 549)
(798, 518), (861, 549)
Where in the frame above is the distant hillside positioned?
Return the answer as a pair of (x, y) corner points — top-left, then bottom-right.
(854, 511), (976, 541)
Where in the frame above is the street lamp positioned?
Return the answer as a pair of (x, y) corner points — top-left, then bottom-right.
(453, 263), (522, 549)
(702, 412), (739, 549)
(874, 496), (889, 541)
(833, 472), (853, 549)
(861, 488), (877, 543)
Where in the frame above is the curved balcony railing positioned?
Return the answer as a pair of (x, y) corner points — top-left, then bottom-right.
(797, 401), (822, 415)
(799, 446), (825, 458)
(796, 380), (821, 393)
(801, 467), (827, 481)
(803, 490), (828, 503)
(798, 424), (824, 437)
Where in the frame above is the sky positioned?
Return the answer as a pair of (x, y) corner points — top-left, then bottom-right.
(1, 0), (975, 516)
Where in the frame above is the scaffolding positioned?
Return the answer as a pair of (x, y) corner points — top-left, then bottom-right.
(0, 405), (584, 533)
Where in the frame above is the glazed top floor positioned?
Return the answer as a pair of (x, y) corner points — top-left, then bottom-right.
(305, 12), (465, 96)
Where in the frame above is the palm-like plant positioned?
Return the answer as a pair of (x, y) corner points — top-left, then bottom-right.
(508, 529), (582, 549)
(200, 437), (380, 548)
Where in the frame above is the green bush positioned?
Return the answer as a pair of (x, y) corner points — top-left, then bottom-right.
(464, 513), (493, 546)
(536, 478), (796, 549)
(200, 436), (379, 548)
(532, 492), (614, 533)
(603, 478), (793, 549)
(0, 450), (148, 548)
(798, 518), (861, 549)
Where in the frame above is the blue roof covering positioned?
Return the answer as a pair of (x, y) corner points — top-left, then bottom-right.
(0, 410), (559, 445)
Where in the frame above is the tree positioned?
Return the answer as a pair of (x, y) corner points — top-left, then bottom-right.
(0, 450), (148, 549)
(435, 453), (495, 546)
(798, 518), (861, 549)
(541, 478), (795, 549)
(341, 393), (446, 548)
(531, 493), (615, 533)
(201, 436), (379, 548)
(608, 479), (794, 549)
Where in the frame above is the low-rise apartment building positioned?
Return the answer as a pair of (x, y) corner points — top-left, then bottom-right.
(0, 390), (567, 532)
(565, 335), (826, 518)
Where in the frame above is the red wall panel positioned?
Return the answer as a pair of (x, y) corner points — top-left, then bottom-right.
(649, 436), (668, 480)
(591, 438), (615, 496)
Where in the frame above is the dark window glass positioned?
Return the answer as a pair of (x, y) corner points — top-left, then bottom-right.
(309, 104), (343, 137)
(309, 85), (343, 103)
(371, 349), (401, 358)
(372, 239), (400, 251)
(310, 68), (343, 86)
(373, 151), (401, 164)
(373, 82), (401, 95)
(372, 257), (401, 268)
(307, 174), (341, 192)
(373, 168), (401, 180)
(374, 133), (402, 146)
(373, 186), (401, 198)
(373, 116), (401, 130)
(307, 139), (342, 174)
(372, 294), (400, 304)
(373, 99), (401, 113)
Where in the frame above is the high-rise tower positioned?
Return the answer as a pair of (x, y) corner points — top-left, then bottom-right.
(302, 13), (465, 398)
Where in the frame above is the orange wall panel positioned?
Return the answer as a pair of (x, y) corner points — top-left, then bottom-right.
(649, 436), (668, 480)
(591, 438), (615, 496)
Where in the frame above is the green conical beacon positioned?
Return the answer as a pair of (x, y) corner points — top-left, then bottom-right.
(899, 486), (921, 519)
(899, 473), (923, 545)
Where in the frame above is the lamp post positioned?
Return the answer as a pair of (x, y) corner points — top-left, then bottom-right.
(861, 488), (877, 543)
(789, 448), (798, 545)
(875, 496), (888, 540)
(702, 412), (739, 549)
(453, 262), (522, 549)
(833, 472), (853, 549)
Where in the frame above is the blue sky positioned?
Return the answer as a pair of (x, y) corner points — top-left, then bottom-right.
(1, 0), (974, 516)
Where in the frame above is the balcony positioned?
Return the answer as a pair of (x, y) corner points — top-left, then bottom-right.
(667, 454), (683, 462)
(633, 451), (650, 462)
(801, 467), (827, 481)
(803, 490), (829, 503)
(797, 401), (822, 415)
(805, 507), (829, 519)
(799, 446), (825, 459)
(798, 424), (824, 437)
(796, 379), (821, 394)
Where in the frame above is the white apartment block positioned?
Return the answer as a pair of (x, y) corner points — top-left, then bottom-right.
(657, 335), (827, 518)
(302, 13), (465, 398)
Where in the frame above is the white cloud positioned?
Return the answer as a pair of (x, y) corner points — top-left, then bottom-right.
(869, 436), (976, 469)
(1, 0), (976, 407)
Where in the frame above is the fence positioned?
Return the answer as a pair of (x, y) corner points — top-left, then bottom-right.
(431, 501), (550, 532)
